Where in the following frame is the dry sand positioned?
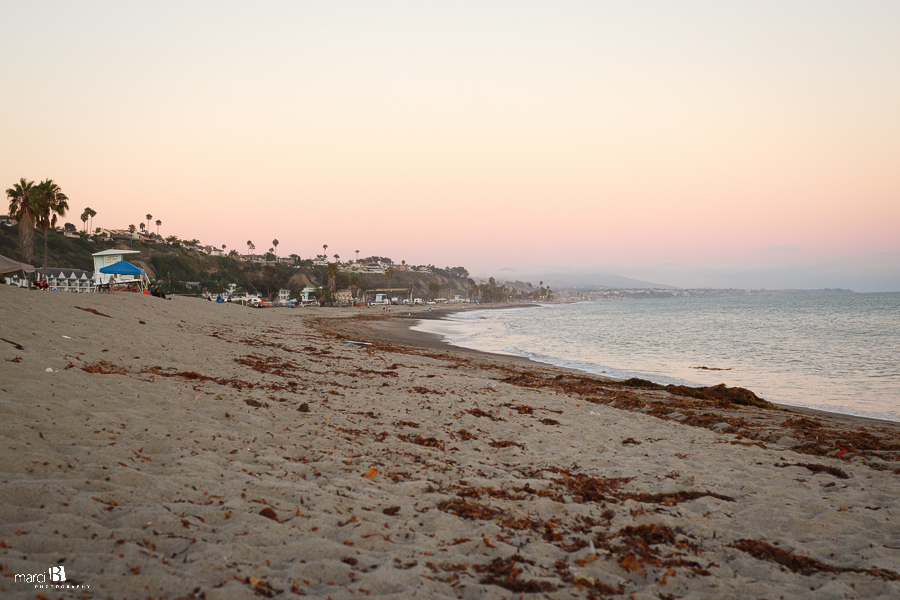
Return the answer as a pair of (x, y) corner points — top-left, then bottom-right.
(1, 285), (899, 599)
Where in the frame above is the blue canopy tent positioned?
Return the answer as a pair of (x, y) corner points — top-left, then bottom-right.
(99, 260), (149, 291)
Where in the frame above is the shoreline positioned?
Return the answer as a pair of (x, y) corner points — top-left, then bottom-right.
(376, 306), (899, 429)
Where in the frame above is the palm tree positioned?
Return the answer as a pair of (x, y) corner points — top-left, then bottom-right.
(88, 208), (96, 233)
(385, 266), (395, 281)
(349, 275), (360, 301)
(272, 239), (279, 258)
(323, 244), (328, 260)
(139, 222), (146, 233)
(467, 278), (478, 301)
(325, 262), (340, 297)
(34, 179), (69, 269)
(145, 213), (152, 232)
(246, 240), (255, 260)
(155, 219), (161, 235)
(6, 179), (38, 263)
(80, 210), (89, 232)
(355, 249), (360, 263)
(428, 281), (441, 300)
(128, 224), (136, 234)
(333, 253), (340, 264)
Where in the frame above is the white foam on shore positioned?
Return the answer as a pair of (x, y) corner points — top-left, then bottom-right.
(410, 309), (521, 356)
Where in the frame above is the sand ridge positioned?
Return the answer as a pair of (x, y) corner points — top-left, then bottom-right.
(1, 285), (899, 599)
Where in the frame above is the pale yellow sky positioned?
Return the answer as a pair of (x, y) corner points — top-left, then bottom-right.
(3, 1), (899, 288)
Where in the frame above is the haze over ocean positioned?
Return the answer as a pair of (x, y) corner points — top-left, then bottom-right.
(414, 292), (900, 422)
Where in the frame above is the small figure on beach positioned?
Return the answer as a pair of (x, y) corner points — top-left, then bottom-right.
(149, 284), (167, 299)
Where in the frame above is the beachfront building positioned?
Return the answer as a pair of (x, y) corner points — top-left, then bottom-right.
(278, 289), (291, 303)
(92, 249), (143, 285)
(37, 268), (96, 293)
(3, 273), (29, 287)
(300, 287), (319, 305)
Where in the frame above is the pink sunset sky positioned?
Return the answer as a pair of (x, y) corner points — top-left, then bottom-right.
(3, 2), (899, 290)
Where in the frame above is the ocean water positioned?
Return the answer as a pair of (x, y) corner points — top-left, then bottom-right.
(412, 293), (900, 423)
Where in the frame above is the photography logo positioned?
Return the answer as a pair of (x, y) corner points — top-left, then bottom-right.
(15, 565), (90, 589)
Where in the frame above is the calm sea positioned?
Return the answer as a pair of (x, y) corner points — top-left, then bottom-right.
(412, 292), (900, 423)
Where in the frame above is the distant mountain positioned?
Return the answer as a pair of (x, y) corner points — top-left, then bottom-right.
(484, 266), (675, 290)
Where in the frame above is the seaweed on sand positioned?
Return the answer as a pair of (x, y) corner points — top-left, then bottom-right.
(397, 434), (445, 451)
(550, 470), (634, 504)
(473, 554), (558, 593)
(620, 379), (774, 409)
(774, 462), (850, 479)
(730, 539), (900, 581)
(437, 498), (500, 520)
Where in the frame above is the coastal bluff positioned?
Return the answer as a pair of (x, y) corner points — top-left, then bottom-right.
(1, 285), (899, 599)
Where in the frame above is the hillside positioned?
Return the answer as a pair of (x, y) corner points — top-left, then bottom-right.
(0, 225), (474, 300)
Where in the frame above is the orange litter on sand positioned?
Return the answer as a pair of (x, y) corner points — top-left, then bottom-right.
(363, 467), (378, 479)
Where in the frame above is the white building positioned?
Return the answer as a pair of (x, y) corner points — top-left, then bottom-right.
(300, 287), (319, 305)
(38, 268), (96, 293)
(91, 249), (143, 285)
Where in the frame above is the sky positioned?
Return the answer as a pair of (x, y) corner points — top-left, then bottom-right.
(3, 1), (899, 291)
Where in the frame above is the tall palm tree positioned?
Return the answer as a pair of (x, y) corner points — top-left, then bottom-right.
(355, 249), (360, 263)
(325, 262), (340, 296)
(7, 179), (39, 263)
(139, 223), (146, 233)
(246, 240), (255, 260)
(80, 210), (89, 232)
(467, 278), (478, 301)
(385, 266), (395, 281)
(155, 219), (161, 235)
(145, 213), (152, 232)
(349, 275), (360, 301)
(87, 208), (96, 233)
(322, 244), (328, 260)
(34, 179), (69, 269)
(272, 239), (279, 258)
(333, 253), (340, 263)
(128, 224), (136, 234)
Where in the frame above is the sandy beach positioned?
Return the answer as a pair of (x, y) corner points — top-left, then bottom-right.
(2, 285), (899, 599)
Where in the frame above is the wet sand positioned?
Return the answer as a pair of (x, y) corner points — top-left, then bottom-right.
(2, 285), (899, 599)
